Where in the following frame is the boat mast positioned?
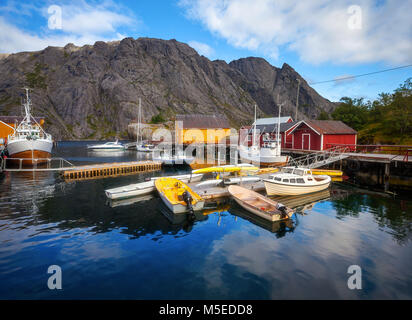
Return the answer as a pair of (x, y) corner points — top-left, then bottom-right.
(277, 103), (282, 156)
(24, 88), (31, 124)
(253, 104), (257, 148)
(137, 98), (141, 144)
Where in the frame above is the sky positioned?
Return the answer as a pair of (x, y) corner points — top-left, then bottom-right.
(0, 0), (411, 102)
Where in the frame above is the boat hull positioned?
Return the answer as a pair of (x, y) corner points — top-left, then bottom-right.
(228, 185), (294, 222)
(238, 149), (289, 167)
(105, 174), (203, 200)
(264, 179), (331, 196)
(7, 139), (52, 165)
(159, 191), (205, 214)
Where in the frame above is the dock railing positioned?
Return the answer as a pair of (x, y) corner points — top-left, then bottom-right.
(326, 144), (412, 161)
(2, 157), (75, 172)
(288, 146), (350, 169)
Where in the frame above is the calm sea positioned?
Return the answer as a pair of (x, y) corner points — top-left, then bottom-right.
(0, 141), (411, 299)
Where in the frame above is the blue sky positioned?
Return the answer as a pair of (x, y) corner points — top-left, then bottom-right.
(0, 0), (411, 102)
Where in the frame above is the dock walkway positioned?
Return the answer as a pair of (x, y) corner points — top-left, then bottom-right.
(62, 161), (162, 181)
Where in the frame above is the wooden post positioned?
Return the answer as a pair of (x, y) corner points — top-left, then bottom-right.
(384, 162), (390, 192)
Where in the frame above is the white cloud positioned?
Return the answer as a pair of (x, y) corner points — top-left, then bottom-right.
(188, 40), (214, 57)
(0, 1), (137, 53)
(180, 0), (412, 65)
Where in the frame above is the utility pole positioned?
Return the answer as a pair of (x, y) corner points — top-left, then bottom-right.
(295, 78), (300, 121)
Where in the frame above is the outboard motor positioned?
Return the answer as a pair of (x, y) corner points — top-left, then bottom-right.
(276, 202), (288, 219)
(181, 190), (194, 216)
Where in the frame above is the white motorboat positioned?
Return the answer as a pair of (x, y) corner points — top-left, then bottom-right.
(153, 151), (195, 165)
(263, 167), (331, 196)
(239, 104), (289, 167)
(105, 173), (203, 200)
(137, 143), (155, 152)
(5, 89), (53, 165)
(87, 140), (125, 151)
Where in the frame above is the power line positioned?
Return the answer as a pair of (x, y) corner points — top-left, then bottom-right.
(309, 64), (412, 85)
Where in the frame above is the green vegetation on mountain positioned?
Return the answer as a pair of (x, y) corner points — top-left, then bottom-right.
(332, 78), (412, 144)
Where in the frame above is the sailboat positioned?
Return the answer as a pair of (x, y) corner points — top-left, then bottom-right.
(6, 89), (53, 165)
(238, 104), (289, 167)
(136, 98), (155, 152)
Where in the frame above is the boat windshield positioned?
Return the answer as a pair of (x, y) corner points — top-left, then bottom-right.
(281, 167), (294, 174)
(294, 169), (305, 176)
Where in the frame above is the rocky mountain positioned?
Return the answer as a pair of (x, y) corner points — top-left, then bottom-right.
(0, 37), (336, 140)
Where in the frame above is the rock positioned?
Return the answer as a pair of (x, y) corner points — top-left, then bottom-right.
(0, 37), (336, 140)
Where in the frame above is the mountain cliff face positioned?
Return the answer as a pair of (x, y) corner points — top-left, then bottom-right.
(0, 37), (335, 140)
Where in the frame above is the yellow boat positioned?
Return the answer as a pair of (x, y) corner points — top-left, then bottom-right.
(310, 169), (343, 177)
(154, 178), (205, 214)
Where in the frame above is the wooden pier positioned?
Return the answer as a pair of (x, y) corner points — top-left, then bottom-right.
(61, 161), (162, 181)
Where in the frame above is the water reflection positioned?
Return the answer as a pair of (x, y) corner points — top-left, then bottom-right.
(331, 187), (412, 244)
(229, 205), (296, 237)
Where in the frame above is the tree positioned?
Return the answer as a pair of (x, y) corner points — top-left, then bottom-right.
(331, 97), (369, 131)
(317, 110), (330, 120)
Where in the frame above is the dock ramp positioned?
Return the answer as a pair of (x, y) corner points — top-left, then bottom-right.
(288, 146), (349, 169)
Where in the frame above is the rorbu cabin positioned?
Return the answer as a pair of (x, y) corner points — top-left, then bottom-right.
(286, 120), (357, 151)
(243, 116), (296, 147)
(175, 114), (231, 145)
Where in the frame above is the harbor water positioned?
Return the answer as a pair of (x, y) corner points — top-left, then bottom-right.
(0, 141), (411, 299)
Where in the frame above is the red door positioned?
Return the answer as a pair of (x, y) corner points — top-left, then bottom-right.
(303, 134), (310, 150)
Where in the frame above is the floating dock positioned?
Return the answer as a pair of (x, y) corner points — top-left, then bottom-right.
(61, 161), (162, 181)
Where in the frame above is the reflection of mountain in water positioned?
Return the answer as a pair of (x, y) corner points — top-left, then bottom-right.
(0, 171), (74, 219)
(331, 186), (412, 244)
(0, 172), (205, 239)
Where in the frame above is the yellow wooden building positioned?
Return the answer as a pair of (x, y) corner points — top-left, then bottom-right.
(175, 114), (231, 145)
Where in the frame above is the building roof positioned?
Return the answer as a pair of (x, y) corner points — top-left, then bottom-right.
(253, 116), (293, 126)
(288, 120), (357, 135)
(175, 114), (230, 129)
(250, 121), (298, 135)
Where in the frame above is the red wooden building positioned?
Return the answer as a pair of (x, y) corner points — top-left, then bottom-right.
(286, 120), (357, 151)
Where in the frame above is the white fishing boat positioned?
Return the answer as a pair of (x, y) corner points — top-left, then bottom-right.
(228, 185), (294, 222)
(105, 173), (203, 200)
(87, 140), (125, 151)
(5, 89), (53, 165)
(263, 167), (331, 196)
(238, 104), (289, 167)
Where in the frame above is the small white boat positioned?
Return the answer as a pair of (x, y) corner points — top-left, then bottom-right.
(153, 152), (195, 165)
(228, 185), (294, 222)
(105, 173), (203, 200)
(137, 143), (155, 152)
(87, 140), (125, 151)
(155, 177), (205, 214)
(263, 167), (331, 196)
